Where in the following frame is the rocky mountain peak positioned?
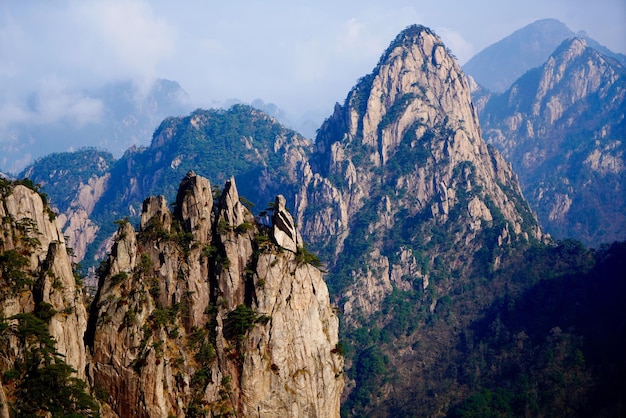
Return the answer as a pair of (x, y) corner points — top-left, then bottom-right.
(302, 24), (544, 325)
(531, 37), (623, 120)
(317, 25), (479, 171)
(272, 194), (303, 253)
(0, 179), (91, 414)
(463, 18), (576, 93)
(174, 170), (213, 244)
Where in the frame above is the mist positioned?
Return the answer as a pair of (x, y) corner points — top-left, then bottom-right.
(1, 0), (624, 173)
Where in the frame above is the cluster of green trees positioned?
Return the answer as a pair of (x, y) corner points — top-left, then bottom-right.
(0, 313), (98, 416)
(340, 240), (626, 417)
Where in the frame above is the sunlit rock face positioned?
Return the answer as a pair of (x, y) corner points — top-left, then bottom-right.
(0, 182), (89, 381)
(86, 172), (343, 417)
(297, 25), (543, 322)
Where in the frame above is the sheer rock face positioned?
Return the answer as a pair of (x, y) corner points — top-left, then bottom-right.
(480, 37), (626, 246)
(86, 173), (343, 418)
(272, 194), (303, 253)
(174, 170), (213, 245)
(24, 152), (113, 264)
(299, 25), (544, 323)
(0, 184), (88, 379)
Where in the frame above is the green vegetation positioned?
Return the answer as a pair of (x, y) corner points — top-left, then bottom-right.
(0, 249), (34, 293)
(0, 312), (99, 416)
(341, 240), (626, 417)
(223, 304), (258, 342)
(17, 148), (114, 214)
(295, 245), (324, 268)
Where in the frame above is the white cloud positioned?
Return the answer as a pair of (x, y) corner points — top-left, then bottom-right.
(436, 27), (475, 64)
(68, 0), (175, 81)
(32, 77), (104, 126)
(0, 77), (103, 131)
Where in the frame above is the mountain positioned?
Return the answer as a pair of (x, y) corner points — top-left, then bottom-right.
(301, 23), (543, 304)
(20, 105), (312, 271)
(0, 78), (192, 174)
(86, 172), (343, 416)
(292, 24), (547, 414)
(0, 174), (343, 416)
(463, 18), (626, 93)
(16, 25), (549, 414)
(3, 23), (626, 416)
(21, 149), (115, 264)
(479, 37), (626, 246)
(22, 148), (114, 215)
(0, 178), (96, 415)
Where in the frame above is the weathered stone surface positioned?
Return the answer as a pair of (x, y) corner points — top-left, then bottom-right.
(0, 184), (88, 379)
(174, 170), (213, 244)
(272, 194), (302, 253)
(86, 174), (342, 417)
(0, 381), (9, 418)
(216, 176), (255, 310)
(299, 25), (544, 323)
(479, 37), (626, 245)
(140, 195), (172, 232)
(57, 173), (109, 262)
(243, 256), (343, 417)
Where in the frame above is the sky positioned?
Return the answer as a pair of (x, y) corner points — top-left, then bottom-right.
(1, 0), (625, 171)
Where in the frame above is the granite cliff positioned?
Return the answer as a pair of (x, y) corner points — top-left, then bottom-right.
(87, 171), (343, 417)
(0, 174), (343, 417)
(0, 179), (93, 415)
(298, 25), (544, 323)
(21, 149), (114, 267)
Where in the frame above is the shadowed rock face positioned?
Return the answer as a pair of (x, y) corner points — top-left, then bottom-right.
(86, 172), (343, 417)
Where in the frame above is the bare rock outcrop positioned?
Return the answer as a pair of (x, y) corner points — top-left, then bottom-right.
(272, 194), (303, 253)
(57, 173), (110, 262)
(86, 173), (343, 417)
(0, 181), (88, 379)
(479, 36), (626, 245)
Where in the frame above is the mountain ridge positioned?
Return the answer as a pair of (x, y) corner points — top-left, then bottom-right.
(0, 173), (343, 416)
(463, 18), (626, 94)
(5, 22), (626, 416)
(479, 36), (626, 246)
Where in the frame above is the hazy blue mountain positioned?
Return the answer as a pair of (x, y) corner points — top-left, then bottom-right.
(0, 78), (192, 174)
(479, 37), (626, 247)
(463, 18), (626, 94)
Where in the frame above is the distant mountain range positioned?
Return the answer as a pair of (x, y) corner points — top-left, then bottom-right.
(463, 18), (626, 93)
(468, 21), (626, 247)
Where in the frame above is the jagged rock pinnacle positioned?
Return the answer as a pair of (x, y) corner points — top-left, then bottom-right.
(272, 194), (303, 253)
